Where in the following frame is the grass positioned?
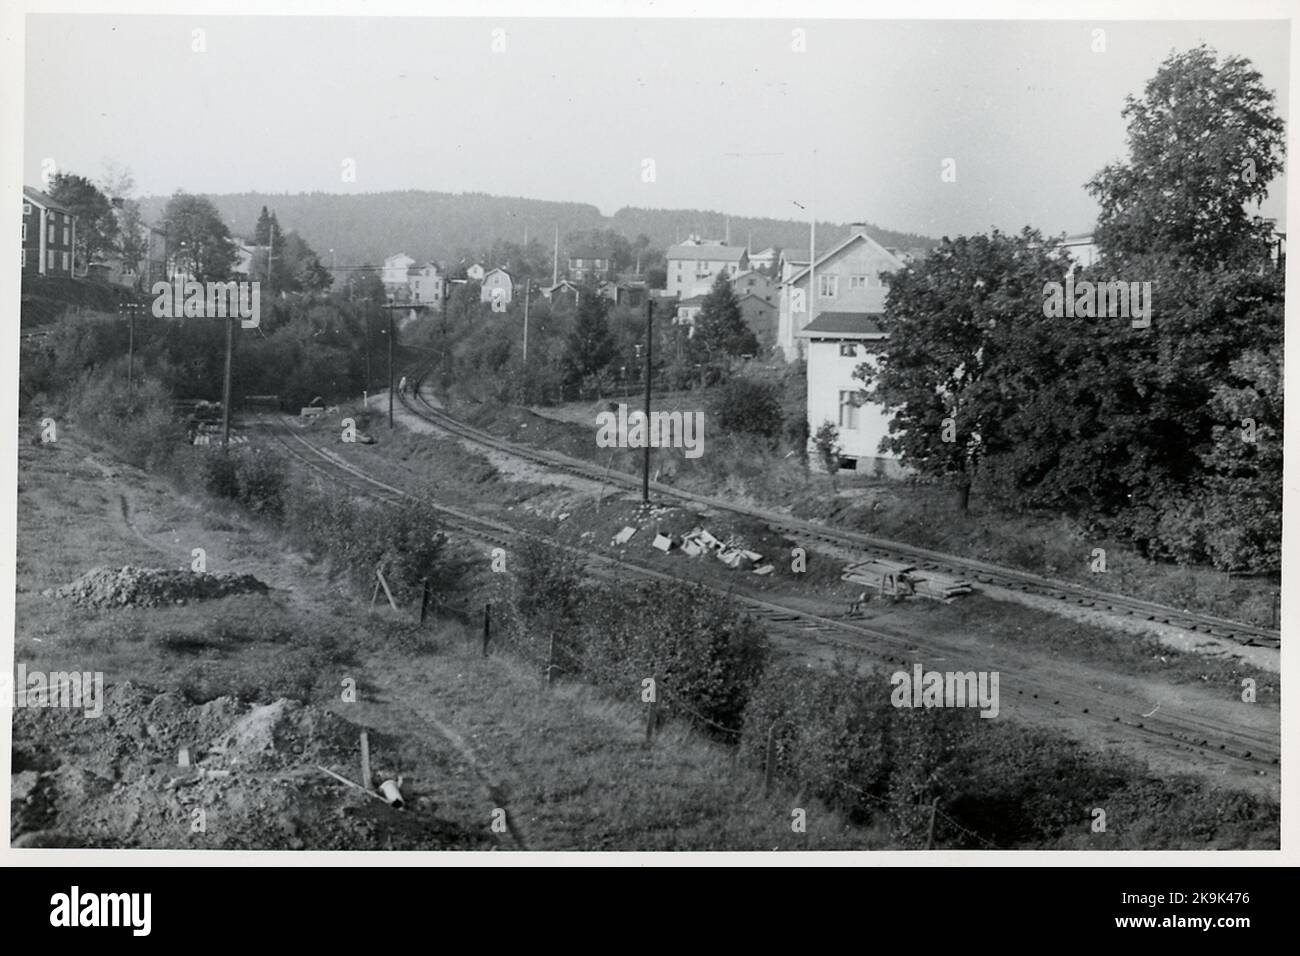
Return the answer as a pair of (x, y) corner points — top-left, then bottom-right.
(13, 417), (875, 850)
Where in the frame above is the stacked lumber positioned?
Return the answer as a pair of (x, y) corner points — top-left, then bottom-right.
(841, 558), (972, 602)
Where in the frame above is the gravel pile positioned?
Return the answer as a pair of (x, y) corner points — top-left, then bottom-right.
(47, 566), (269, 609)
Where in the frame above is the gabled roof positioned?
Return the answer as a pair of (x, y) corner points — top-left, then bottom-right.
(567, 247), (609, 260)
(667, 243), (748, 262)
(483, 266), (513, 280)
(780, 248), (810, 264)
(736, 292), (775, 306)
(784, 232), (903, 286)
(749, 247), (778, 259)
(23, 186), (72, 215)
(797, 312), (888, 339)
(677, 295), (706, 307)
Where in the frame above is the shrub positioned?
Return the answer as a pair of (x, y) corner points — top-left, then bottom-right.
(710, 378), (783, 441)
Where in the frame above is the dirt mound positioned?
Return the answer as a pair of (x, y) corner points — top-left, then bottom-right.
(46, 566), (269, 609)
(213, 699), (358, 771)
(11, 683), (491, 850)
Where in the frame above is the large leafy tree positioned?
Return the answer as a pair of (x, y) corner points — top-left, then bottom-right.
(692, 272), (757, 359)
(48, 172), (118, 273)
(855, 229), (1071, 510)
(160, 192), (238, 282)
(1087, 45), (1285, 268)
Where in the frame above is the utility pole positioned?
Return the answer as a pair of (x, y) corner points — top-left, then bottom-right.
(551, 225), (559, 287)
(221, 314), (234, 450)
(127, 302), (136, 395)
(522, 278), (531, 362)
(642, 296), (653, 503)
(388, 307), (395, 429)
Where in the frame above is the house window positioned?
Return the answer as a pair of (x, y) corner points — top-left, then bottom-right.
(47, 250), (56, 270)
(819, 274), (838, 297)
(839, 343), (858, 358)
(48, 222), (56, 242)
(63, 225), (71, 245)
(850, 275), (867, 289)
(23, 203), (31, 215)
(62, 252), (70, 271)
(20, 248), (25, 267)
(838, 391), (860, 430)
(21, 222), (26, 241)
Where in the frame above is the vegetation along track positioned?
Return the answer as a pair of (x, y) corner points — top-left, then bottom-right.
(262, 413), (1280, 786)
(400, 372), (1279, 651)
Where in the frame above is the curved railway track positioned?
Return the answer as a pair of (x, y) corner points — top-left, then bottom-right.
(260, 412), (1280, 785)
(397, 375), (1279, 651)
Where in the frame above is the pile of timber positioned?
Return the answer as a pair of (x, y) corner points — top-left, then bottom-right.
(841, 558), (973, 602)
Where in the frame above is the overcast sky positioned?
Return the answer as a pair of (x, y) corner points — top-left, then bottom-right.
(23, 15), (1290, 238)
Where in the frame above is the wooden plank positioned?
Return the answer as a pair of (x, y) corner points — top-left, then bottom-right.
(360, 731), (372, 790)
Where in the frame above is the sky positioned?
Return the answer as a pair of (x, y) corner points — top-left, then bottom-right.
(22, 14), (1291, 239)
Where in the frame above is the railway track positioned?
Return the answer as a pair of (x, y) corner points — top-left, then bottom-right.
(398, 375), (1280, 651)
(260, 413), (1280, 785)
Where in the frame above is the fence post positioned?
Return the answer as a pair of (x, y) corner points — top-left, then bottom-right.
(926, 797), (939, 849)
(763, 720), (781, 798)
(482, 602), (492, 657)
(644, 690), (658, 747)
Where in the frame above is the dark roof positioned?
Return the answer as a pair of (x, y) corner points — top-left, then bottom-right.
(667, 243), (747, 262)
(23, 185), (73, 215)
(677, 295), (706, 307)
(568, 248), (609, 260)
(798, 312), (887, 338)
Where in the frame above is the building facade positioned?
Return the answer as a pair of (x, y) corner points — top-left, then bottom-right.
(777, 224), (903, 361)
(666, 237), (748, 298)
(22, 186), (76, 278)
(798, 312), (902, 475)
(410, 261), (447, 309)
(480, 266), (514, 306)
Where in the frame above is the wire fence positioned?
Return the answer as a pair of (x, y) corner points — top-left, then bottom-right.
(426, 595), (1004, 851)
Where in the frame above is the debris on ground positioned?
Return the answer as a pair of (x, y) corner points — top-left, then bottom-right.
(46, 566), (270, 609)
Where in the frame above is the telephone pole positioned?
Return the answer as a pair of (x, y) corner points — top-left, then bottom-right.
(642, 296), (653, 503)
(221, 315), (234, 449)
(388, 307), (395, 429)
(522, 278), (531, 362)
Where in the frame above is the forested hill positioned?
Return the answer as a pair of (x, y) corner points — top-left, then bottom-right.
(135, 190), (935, 268)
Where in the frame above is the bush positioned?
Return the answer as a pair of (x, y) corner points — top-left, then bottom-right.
(710, 378), (784, 441)
(197, 446), (287, 519)
(68, 366), (186, 472)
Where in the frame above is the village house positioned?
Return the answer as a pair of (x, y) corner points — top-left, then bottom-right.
(409, 261), (447, 309)
(541, 278), (581, 305)
(777, 223), (903, 361)
(466, 262), (487, 281)
(21, 186), (76, 278)
(666, 236), (748, 298)
(797, 312), (901, 475)
(480, 266), (514, 305)
(747, 246), (778, 274)
(567, 246), (613, 283)
(730, 268), (775, 303)
(737, 292), (779, 353)
(382, 253), (415, 295)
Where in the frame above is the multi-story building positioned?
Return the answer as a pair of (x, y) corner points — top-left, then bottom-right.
(777, 223), (903, 362)
(410, 261), (448, 310)
(666, 236), (748, 298)
(21, 186), (76, 278)
(747, 246), (778, 274)
(567, 247), (613, 283)
(382, 253), (415, 294)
